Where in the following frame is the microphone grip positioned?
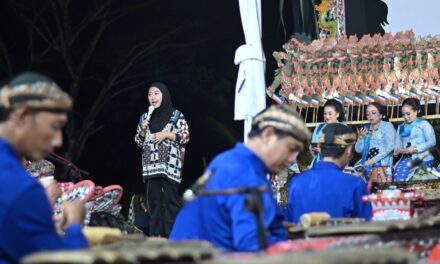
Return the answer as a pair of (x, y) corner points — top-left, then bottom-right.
(146, 113), (152, 123)
(146, 106), (155, 122)
(141, 106), (155, 132)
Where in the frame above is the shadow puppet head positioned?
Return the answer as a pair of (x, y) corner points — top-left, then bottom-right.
(367, 0), (389, 35)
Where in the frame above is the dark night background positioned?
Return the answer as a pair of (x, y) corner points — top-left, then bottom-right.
(0, 0), (386, 214)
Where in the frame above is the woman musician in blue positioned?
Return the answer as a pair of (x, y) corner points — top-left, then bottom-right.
(310, 99), (345, 168)
(394, 98), (436, 181)
(355, 102), (396, 189)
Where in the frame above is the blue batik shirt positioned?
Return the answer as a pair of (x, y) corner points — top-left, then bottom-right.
(355, 120), (396, 169)
(394, 119), (436, 162)
(286, 161), (372, 223)
(309, 123), (326, 168)
(0, 139), (88, 264)
(170, 143), (286, 252)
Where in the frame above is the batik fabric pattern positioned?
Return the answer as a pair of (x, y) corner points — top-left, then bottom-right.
(355, 121), (396, 177)
(394, 119), (436, 181)
(309, 123), (326, 168)
(135, 110), (189, 183)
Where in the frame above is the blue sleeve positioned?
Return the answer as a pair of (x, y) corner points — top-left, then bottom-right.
(372, 122), (396, 164)
(285, 181), (295, 223)
(169, 201), (199, 240)
(415, 121), (436, 152)
(311, 125), (320, 144)
(353, 181), (372, 221)
(355, 138), (364, 154)
(0, 185), (88, 262)
(309, 125), (323, 163)
(63, 224), (89, 249)
(224, 190), (286, 252)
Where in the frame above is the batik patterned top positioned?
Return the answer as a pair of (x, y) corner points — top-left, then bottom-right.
(309, 123), (326, 167)
(355, 120), (396, 168)
(135, 109), (189, 183)
(394, 119), (436, 162)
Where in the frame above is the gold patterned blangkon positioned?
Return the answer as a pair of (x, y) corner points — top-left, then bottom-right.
(252, 104), (311, 145)
(0, 81), (72, 111)
(318, 132), (357, 147)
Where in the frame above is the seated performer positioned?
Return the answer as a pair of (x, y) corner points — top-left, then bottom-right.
(0, 72), (88, 263)
(309, 99), (344, 168)
(355, 102), (396, 187)
(286, 123), (372, 223)
(394, 98), (436, 181)
(170, 104), (311, 252)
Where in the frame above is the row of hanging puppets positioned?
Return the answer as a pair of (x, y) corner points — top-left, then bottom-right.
(266, 30), (440, 114)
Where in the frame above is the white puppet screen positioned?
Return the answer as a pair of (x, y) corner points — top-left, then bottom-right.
(383, 0), (440, 36)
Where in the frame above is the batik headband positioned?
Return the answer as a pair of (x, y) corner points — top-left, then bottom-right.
(319, 130), (357, 146)
(26, 159), (55, 178)
(0, 81), (72, 111)
(252, 104), (311, 144)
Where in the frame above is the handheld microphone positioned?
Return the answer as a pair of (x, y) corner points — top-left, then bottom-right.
(407, 147), (437, 169)
(146, 105), (155, 122)
(183, 170), (214, 202)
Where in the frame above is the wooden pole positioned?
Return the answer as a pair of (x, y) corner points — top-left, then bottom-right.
(350, 104), (354, 122)
(361, 104), (364, 121)
(425, 97), (428, 117)
(357, 103), (361, 121)
(305, 107), (309, 122)
(315, 105), (319, 123)
(315, 106), (318, 123)
(436, 97), (439, 115)
(313, 107), (316, 123)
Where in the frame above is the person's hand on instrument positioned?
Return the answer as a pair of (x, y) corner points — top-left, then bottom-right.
(60, 200), (85, 230)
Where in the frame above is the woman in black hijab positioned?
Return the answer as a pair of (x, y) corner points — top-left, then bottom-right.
(134, 82), (190, 237)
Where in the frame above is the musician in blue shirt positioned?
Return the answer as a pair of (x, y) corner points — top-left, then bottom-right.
(286, 123), (372, 223)
(394, 98), (436, 181)
(170, 105), (311, 252)
(0, 72), (88, 263)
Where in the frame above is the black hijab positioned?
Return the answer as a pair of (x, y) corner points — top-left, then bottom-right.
(148, 82), (175, 133)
